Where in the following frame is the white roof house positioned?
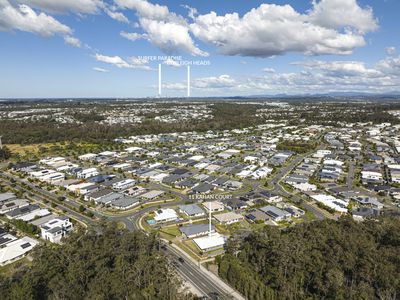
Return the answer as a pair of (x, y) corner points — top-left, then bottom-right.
(202, 201), (224, 212)
(205, 164), (221, 172)
(310, 194), (348, 213)
(41, 217), (74, 244)
(0, 193), (17, 204)
(193, 233), (225, 252)
(154, 208), (178, 223)
(67, 182), (96, 195)
(361, 171), (382, 180)
(40, 157), (66, 166)
(244, 156), (258, 163)
(189, 155), (205, 161)
(56, 164), (79, 172)
(17, 209), (51, 222)
(292, 183), (317, 192)
(237, 169), (253, 178)
(0, 199), (29, 214)
(41, 172), (65, 183)
(99, 151), (117, 156)
(112, 163), (131, 170)
(149, 173), (169, 183)
(194, 162), (209, 170)
(30, 169), (55, 179)
(0, 236), (39, 266)
(78, 153), (97, 160)
(77, 168), (99, 179)
(146, 151), (160, 157)
(217, 149), (240, 159)
(251, 167), (273, 179)
(213, 212), (244, 225)
(112, 179), (136, 190)
(141, 190), (165, 200)
(314, 150), (332, 158)
(323, 159), (344, 167)
(125, 146), (144, 153)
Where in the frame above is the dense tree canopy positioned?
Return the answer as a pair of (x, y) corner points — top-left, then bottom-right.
(219, 216), (400, 300)
(0, 224), (189, 300)
(0, 146), (12, 160)
(0, 103), (264, 144)
(2, 100), (400, 144)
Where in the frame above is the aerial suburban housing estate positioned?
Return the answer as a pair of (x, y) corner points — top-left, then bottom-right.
(1, 0), (400, 298)
(3, 101), (400, 298)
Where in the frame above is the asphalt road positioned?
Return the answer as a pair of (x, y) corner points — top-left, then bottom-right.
(251, 152), (330, 221)
(1, 146), (328, 299)
(165, 244), (237, 299)
(347, 161), (355, 188)
(0, 172), (96, 226)
(1, 171), (240, 299)
(106, 202), (242, 299)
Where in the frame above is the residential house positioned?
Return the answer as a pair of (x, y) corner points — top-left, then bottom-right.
(245, 209), (270, 223)
(0, 236), (39, 266)
(154, 208), (178, 223)
(213, 212), (244, 225)
(77, 168), (99, 179)
(202, 201), (224, 212)
(40, 217), (74, 243)
(180, 223), (215, 239)
(260, 205), (291, 221)
(178, 204), (205, 217)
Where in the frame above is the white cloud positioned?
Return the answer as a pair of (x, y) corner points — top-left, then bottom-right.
(0, 1), (72, 36)
(128, 56), (150, 67)
(190, 1), (378, 57)
(120, 31), (142, 41)
(164, 53), (400, 95)
(162, 82), (186, 90)
(263, 68), (276, 73)
(164, 74), (236, 91)
(15, 0), (104, 14)
(181, 4), (197, 20)
(95, 54), (132, 68)
(376, 56), (400, 76)
(115, 0), (208, 56)
(194, 75), (236, 89)
(309, 0), (378, 33)
(294, 60), (382, 78)
(386, 47), (396, 56)
(93, 67), (109, 73)
(95, 53), (151, 70)
(105, 8), (129, 23)
(64, 35), (81, 48)
(139, 18), (208, 56)
(163, 57), (181, 67)
(116, 0), (173, 20)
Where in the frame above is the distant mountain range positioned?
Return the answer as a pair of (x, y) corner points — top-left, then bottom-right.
(245, 91), (400, 98)
(2, 92), (400, 102)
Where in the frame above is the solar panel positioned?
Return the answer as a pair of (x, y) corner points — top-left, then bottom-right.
(20, 242), (31, 249)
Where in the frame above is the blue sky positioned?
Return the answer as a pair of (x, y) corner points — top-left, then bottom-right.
(0, 0), (399, 98)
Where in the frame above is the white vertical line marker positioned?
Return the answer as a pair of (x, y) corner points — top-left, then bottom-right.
(187, 65), (191, 97)
(209, 201), (212, 236)
(158, 64), (162, 97)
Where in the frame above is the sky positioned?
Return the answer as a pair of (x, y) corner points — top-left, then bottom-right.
(0, 0), (400, 98)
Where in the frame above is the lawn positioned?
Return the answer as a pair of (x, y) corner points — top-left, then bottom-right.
(159, 225), (181, 237)
(182, 239), (202, 257)
(251, 222), (267, 231)
(215, 220), (248, 235)
(303, 210), (317, 221)
(0, 257), (31, 277)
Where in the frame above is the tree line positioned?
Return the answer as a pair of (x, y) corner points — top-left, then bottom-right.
(0, 103), (265, 144)
(0, 224), (192, 300)
(218, 216), (400, 300)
